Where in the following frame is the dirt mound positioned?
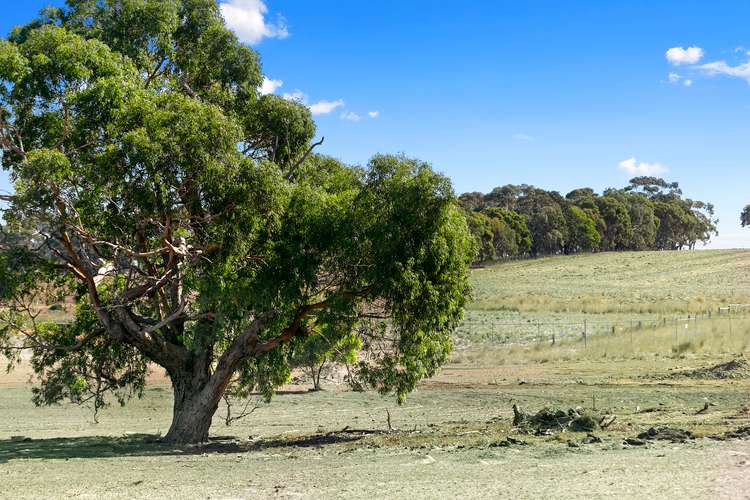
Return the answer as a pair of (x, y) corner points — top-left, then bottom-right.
(490, 437), (528, 447)
(709, 426), (750, 441)
(512, 404), (604, 434)
(667, 359), (750, 380)
(636, 426), (694, 443)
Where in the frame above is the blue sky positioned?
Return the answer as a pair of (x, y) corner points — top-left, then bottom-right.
(3, 1), (750, 247)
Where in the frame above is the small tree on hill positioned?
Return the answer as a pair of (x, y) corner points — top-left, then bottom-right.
(0, 1), (473, 444)
(290, 323), (362, 391)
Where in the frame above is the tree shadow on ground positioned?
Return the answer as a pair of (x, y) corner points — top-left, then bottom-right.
(0, 431), (369, 463)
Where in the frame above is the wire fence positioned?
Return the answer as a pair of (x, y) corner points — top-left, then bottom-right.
(455, 304), (750, 348)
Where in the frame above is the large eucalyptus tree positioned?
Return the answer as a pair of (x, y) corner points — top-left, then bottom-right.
(0, 1), (473, 444)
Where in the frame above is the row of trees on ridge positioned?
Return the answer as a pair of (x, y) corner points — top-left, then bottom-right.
(461, 176), (718, 264)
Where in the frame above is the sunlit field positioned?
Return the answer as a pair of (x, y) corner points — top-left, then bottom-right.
(2, 250), (750, 497)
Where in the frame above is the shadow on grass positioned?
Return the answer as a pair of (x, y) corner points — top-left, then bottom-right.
(0, 431), (367, 463)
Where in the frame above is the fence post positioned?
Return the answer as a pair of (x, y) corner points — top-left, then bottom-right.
(537, 321), (541, 343)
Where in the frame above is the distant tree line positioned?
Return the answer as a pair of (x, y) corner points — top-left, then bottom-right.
(460, 176), (718, 264)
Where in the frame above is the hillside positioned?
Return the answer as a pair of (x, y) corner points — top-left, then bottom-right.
(455, 250), (750, 347)
(470, 250), (750, 313)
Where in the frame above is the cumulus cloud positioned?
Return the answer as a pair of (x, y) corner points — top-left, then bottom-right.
(220, 0), (288, 45)
(340, 111), (361, 122)
(665, 46), (704, 65)
(259, 76), (283, 95)
(683, 79), (693, 87)
(512, 133), (534, 142)
(281, 90), (345, 115)
(618, 157), (668, 176)
(367, 111), (380, 118)
(698, 60), (750, 84)
(308, 99), (345, 115)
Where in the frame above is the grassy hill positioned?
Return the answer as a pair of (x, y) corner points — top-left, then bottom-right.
(455, 250), (750, 348)
(471, 249), (750, 313)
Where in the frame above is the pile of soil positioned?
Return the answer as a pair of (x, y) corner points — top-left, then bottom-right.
(512, 404), (602, 434)
(666, 359), (750, 380)
(709, 426), (750, 441)
(636, 426), (694, 443)
(490, 437), (528, 447)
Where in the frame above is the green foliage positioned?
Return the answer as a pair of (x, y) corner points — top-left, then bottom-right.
(483, 208), (532, 256)
(29, 303), (148, 421)
(0, 0), (474, 436)
(564, 205), (600, 252)
(624, 195), (659, 250)
(459, 177), (716, 264)
(596, 195), (633, 250)
(290, 323), (362, 390)
(465, 211), (496, 263)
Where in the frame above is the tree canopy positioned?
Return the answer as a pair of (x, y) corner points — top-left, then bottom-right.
(461, 177), (717, 264)
(0, 1), (474, 444)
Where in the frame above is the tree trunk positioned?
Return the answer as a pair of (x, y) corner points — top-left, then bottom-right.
(163, 373), (222, 445)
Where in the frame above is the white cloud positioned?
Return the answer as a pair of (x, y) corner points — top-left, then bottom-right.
(665, 46), (704, 65)
(512, 133), (534, 142)
(666, 73), (693, 87)
(281, 90), (345, 115)
(618, 157), (668, 176)
(220, 0), (288, 45)
(259, 76), (283, 95)
(367, 111), (380, 118)
(698, 60), (750, 84)
(340, 111), (361, 122)
(282, 89), (307, 102)
(308, 99), (345, 115)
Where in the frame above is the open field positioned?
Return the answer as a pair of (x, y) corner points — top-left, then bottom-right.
(456, 250), (750, 347)
(470, 250), (750, 314)
(3, 250), (750, 498)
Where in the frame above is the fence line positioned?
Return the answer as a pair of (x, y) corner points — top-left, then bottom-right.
(456, 305), (750, 347)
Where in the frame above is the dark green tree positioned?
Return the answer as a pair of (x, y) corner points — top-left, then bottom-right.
(483, 208), (532, 256)
(564, 205), (600, 253)
(742, 205), (750, 227)
(458, 191), (486, 211)
(624, 195), (659, 250)
(596, 196), (632, 250)
(0, 1), (473, 444)
(653, 200), (692, 249)
(465, 211), (497, 263)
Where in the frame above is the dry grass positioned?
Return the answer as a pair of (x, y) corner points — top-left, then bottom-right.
(3, 250), (750, 498)
(470, 250), (750, 314)
(455, 250), (750, 347)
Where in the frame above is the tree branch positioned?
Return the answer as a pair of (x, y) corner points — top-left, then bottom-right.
(285, 137), (324, 181)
